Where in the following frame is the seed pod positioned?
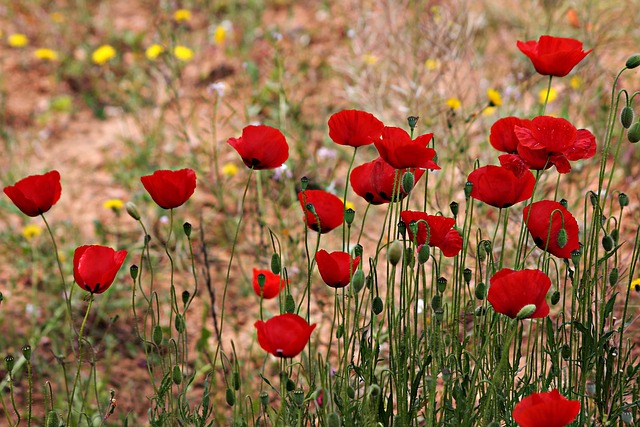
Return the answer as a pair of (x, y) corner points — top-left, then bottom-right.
(437, 277), (447, 293)
(292, 389), (305, 407)
(183, 222), (192, 237)
(450, 201), (459, 217)
(619, 193), (629, 208)
(260, 391), (269, 407)
(344, 208), (355, 225)
(22, 345), (32, 361)
(372, 296), (384, 315)
(182, 290), (190, 306)
(463, 268), (472, 284)
(464, 181), (473, 199)
(130, 264), (139, 281)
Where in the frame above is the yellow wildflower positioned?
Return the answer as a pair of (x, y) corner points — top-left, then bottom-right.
(446, 98), (461, 110)
(340, 197), (356, 212)
(487, 88), (502, 107)
(92, 45), (116, 65)
(425, 58), (440, 71)
(174, 9), (192, 22)
(222, 163), (239, 177)
(539, 87), (558, 104)
(51, 12), (64, 23)
(22, 224), (42, 241)
(34, 48), (59, 61)
(213, 25), (227, 45)
(630, 278), (640, 293)
(8, 33), (29, 48)
(482, 107), (496, 117)
(103, 199), (124, 211)
(361, 54), (379, 65)
(570, 76), (583, 90)
(145, 44), (164, 60)
(173, 45), (194, 62)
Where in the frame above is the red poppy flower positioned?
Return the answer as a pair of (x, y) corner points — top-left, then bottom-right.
(252, 268), (285, 299)
(350, 157), (425, 205)
(467, 165), (535, 208)
(400, 210), (462, 257)
(523, 200), (580, 259)
(328, 109), (384, 147)
(490, 117), (532, 154)
(512, 389), (580, 427)
(227, 125), (289, 170)
(514, 116), (596, 173)
(73, 245), (128, 294)
(315, 249), (360, 288)
(487, 268), (551, 319)
(298, 190), (344, 234)
(517, 35), (591, 77)
(141, 168), (196, 209)
(4, 170), (62, 217)
(373, 127), (440, 170)
(254, 313), (317, 358)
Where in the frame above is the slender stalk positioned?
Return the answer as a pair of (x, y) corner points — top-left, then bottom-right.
(67, 295), (94, 426)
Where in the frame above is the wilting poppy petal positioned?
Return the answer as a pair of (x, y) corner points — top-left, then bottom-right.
(252, 269), (285, 299)
(400, 210), (462, 257)
(227, 125), (289, 170)
(141, 168), (196, 209)
(523, 200), (580, 259)
(73, 245), (128, 294)
(350, 157), (425, 205)
(255, 313), (316, 358)
(374, 127), (440, 170)
(328, 109), (384, 147)
(512, 389), (580, 427)
(298, 190), (344, 234)
(4, 170), (62, 217)
(490, 117), (532, 154)
(487, 268), (551, 319)
(315, 249), (360, 288)
(467, 165), (535, 208)
(517, 35), (591, 77)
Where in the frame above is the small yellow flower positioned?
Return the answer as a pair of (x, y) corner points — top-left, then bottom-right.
(425, 58), (440, 71)
(213, 25), (227, 45)
(92, 44), (116, 65)
(51, 12), (64, 23)
(34, 48), (59, 61)
(173, 45), (194, 62)
(21, 224), (42, 241)
(145, 44), (164, 60)
(446, 98), (461, 110)
(482, 106), (496, 117)
(487, 88), (502, 107)
(570, 76), (583, 90)
(174, 9), (192, 22)
(539, 87), (558, 104)
(222, 163), (239, 177)
(103, 199), (124, 211)
(630, 278), (640, 293)
(361, 54), (379, 65)
(340, 197), (356, 212)
(8, 33), (29, 48)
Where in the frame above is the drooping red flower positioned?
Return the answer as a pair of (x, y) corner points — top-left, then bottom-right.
(467, 165), (535, 208)
(374, 127), (440, 170)
(298, 189), (344, 234)
(487, 268), (551, 319)
(141, 168), (196, 209)
(514, 116), (596, 173)
(328, 109), (384, 147)
(252, 268), (286, 299)
(350, 157), (425, 205)
(227, 125), (289, 170)
(512, 389), (580, 427)
(73, 245), (128, 294)
(490, 117), (533, 154)
(400, 210), (462, 257)
(523, 200), (580, 259)
(254, 313), (317, 358)
(517, 35), (591, 77)
(4, 170), (62, 217)
(315, 249), (360, 288)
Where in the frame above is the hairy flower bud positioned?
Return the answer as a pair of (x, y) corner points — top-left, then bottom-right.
(125, 201), (141, 221)
(628, 122), (640, 143)
(402, 171), (415, 195)
(625, 53), (640, 69)
(621, 106), (634, 129)
(602, 234), (614, 252)
(516, 304), (537, 320)
(475, 282), (486, 300)
(609, 267), (619, 286)
(387, 240), (403, 266)
(285, 294), (296, 313)
(372, 296), (383, 315)
(270, 253), (281, 275)
(172, 365), (183, 385)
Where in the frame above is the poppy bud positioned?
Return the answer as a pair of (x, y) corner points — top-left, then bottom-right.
(300, 176), (309, 191)
(233, 371), (241, 390)
(408, 221), (419, 241)
(46, 411), (60, 427)
(172, 365), (182, 385)
(344, 208), (355, 225)
(22, 345), (31, 361)
(225, 388), (235, 406)
(628, 122), (640, 143)
(368, 384), (381, 399)
(602, 234), (614, 252)
(182, 290), (190, 306)
(270, 253), (281, 275)
(130, 264), (139, 281)
(152, 325), (163, 346)
(418, 244), (430, 264)
(589, 192), (599, 208)
(621, 411), (633, 425)
(450, 201), (459, 217)
(347, 385), (355, 399)
(336, 324), (344, 339)
(571, 249), (581, 266)
(625, 53), (640, 69)
(305, 202), (316, 215)
(464, 181), (473, 199)
(175, 314), (185, 333)
(352, 244), (363, 259)
(475, 306), (486, 316)
(561, 344), (571, 360)
(407, 115), (419, 130)
(463, 268), (472, 284)
(557, 228), (568, 248)
(475, 282), (486, 300)
(401, 171), (415, 194)
(551, 290), (561, 305)
(285, 294), (296, 313)
(559, 198), (568, 208)
(183, 222), (192, 237)
(431, 294), (442, 311)
(618, 193), (629, 208)
(260, 391), (269, 407)
(397, 220), (407, 238)
(5, 355), (15, 372)
(125, 201), (141, 220)
(437, 276), (447, 293)
(292, 389), (305, 407)
(352, 270), (365, 293)
(609, 267), (619, 286)
(388, 240), (403, 266)
(257, 273), (266, 289)
(328, 412), (342, 427)
(516, 303), (537, 319)
(286, 379), (296, 392)
(372, 296), (383, 315)
(621, 106), (634, 129)
(404, 246), (415, 268)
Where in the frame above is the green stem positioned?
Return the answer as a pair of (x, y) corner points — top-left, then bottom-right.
(67, 295), (94, 426)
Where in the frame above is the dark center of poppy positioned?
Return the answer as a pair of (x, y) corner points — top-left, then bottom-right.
(365, 192), (375, 203)
(635, 284), (640, 292)
(379, 191), (390, 201)
(533, 237), (545, 248)
(251, 158), (261, 167)
(276, 349), (284, 357)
